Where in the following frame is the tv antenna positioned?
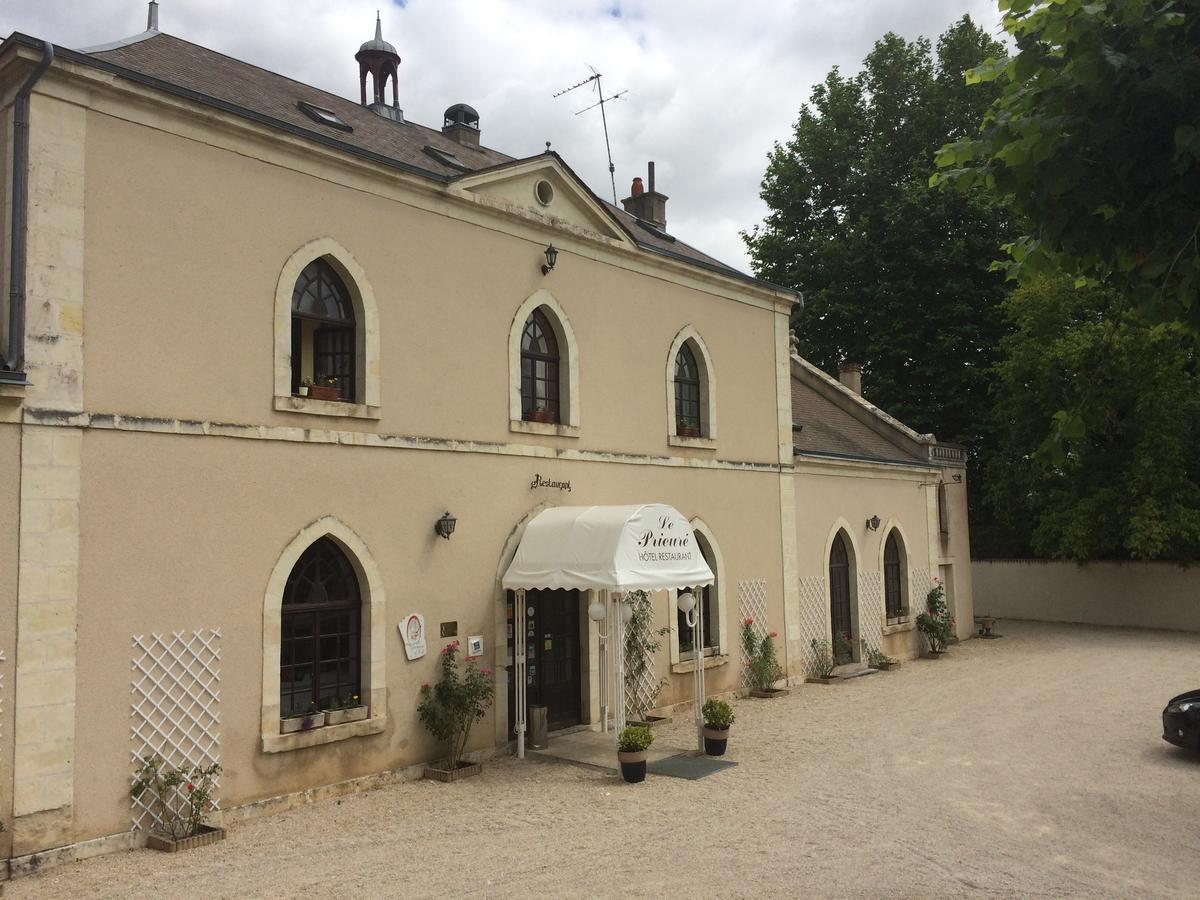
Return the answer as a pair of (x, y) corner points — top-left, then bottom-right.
(553, 66), (627, 204)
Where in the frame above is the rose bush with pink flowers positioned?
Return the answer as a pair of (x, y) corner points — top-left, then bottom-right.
(418, 640), (495, 769)
(916, 582), (954, 653)
(741, 617), (785, 691)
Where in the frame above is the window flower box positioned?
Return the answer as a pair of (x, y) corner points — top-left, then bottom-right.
(308, 384), (341, 402)
(280, 710), (326, 734)
(676, 424), (700, 438)
(325, 704), (368, 726)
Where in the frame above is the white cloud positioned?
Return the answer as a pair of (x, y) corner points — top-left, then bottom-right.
(6, 0), (1003, 271)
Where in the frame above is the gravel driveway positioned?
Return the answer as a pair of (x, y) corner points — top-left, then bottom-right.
(9, 620), (1200, 899)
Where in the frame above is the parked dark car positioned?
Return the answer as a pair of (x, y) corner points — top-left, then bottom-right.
(1162, 690), (1200, 752)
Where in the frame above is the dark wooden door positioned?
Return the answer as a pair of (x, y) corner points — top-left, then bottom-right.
(507, 589), (582, 735)
(829, 534), (853, 663)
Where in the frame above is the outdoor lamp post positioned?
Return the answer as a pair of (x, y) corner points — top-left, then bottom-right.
(677, 589), (705, 751)
(589, 597), (609, 732)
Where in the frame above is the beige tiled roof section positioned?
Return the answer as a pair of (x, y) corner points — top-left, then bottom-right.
(86, 33), (745, 279)
(791, 368), (927, 466)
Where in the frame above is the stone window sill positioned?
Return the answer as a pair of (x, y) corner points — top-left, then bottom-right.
(668, 434), (716, 450)
(883, 619), (915, 636)
(0, 381), (28, 403)
(671, 653), (729, 674)
(510, 418), (580, 438)
(261, 715), (386, 753)
(274, 395), (381, 420)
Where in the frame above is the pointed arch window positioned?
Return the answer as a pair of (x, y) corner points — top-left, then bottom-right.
(280, 537), (361, 716)
(829, 533), (854, 663)
(521, 307), (560, 423)
(884, 531), (906, 619)
(291, 259), (356, 402)
(674, 343), (702, 436)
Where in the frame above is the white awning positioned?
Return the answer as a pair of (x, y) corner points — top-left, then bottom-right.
(501, 504), (715, 592)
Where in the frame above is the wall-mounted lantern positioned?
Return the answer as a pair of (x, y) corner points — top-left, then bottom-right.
(435, 511), (457, 540)
(865, 515), (881, 532)
(541, 243), (558, 275)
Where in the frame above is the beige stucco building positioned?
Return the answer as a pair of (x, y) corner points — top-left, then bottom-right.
(0, 7), (972, 875)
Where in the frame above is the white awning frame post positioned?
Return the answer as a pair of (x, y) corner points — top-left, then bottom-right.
(694, 590), (706, 751)
(598, 589), (609, 733)
(613, 591), (626, 737)
(515, 588), (527, 759)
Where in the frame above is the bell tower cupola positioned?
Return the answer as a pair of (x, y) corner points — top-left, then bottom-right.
(356, 12), (403, 122)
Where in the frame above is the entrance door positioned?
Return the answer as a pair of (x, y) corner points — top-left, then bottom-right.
(507, 589), (582, 735)
(829, 534), (853, 664)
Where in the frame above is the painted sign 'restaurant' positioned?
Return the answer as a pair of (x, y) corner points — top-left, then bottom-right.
(530, 474), (572, 492)
(637, 515), (694, 563)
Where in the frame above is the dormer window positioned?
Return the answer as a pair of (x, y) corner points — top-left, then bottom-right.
(297, 101), (352, 132)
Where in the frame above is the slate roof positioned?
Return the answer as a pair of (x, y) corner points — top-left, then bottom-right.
(790, 363), (928, 467)
(75, 32), (753, 284)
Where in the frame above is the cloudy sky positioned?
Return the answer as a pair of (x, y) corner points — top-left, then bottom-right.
(7, 0), (1002, 272)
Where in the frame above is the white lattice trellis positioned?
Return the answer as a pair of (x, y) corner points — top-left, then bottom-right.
(738, 579), (769, 687)
(622, 591), (662, 719)
(797, 575), (827, 675)
(858, 572), (884, 657)
(0, 647), (6, 739)
(130, 629), (222, 832)
(911, 569), (935, 614)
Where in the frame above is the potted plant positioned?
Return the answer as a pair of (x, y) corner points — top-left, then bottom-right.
(130, 754), (225, 852)
(701, 698), (735, 756)
(677, 423), (700, 438)
(279, 701), (325, 734)
(298, 379), (310, 397)
(418, 640), (495, 781)
(624, 590), (671, 727)
(308, 374), (341, 402)
(916, 579), (955, 658)
(807, 638), (837, 683)
(617, 724), (654, 783)
(861, 639), (897, 671)
(331, 693), (367, 725)
(527, 402), (551, 423)
(742, 618), (788, 697)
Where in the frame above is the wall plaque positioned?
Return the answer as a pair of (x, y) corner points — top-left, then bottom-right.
(440, 621), (458, 638)
(400, 613), (426, 661)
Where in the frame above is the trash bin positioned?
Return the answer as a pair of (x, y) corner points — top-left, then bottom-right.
(529, 705), (548, 749)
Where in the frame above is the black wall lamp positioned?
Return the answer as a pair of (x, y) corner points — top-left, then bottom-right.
(865, 515), (881, 531)
(541, 243), (558, 275)
(435, 511), (457, 540)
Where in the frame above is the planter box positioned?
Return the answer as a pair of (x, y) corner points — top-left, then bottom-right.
(146, 825), (226, 853)
(805, 676), (837, 685)
(280, 711), (326, 734)
(629, 714), (671, 728)
(308, 385), (341, 402)
(324, 706), (368, 726)
(750, 687), (791, 698)
(872, 661), (897, 671)
(424, 761), (482, 783)
(920, 650), (944, 660)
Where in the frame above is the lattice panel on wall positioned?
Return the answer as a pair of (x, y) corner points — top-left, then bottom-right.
(858, 572), (884, 657)
(623, 591), (662, 719)
(797, 576), (827, 675)
(0, 647), (6, 738)
(737, 579), (769, 687)
(130, 629), (222, 832)
(910, 569), (935, 615)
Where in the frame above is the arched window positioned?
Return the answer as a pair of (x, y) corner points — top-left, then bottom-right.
(521, 307), (560, 423)
(678, 535), (716, 657)
(674, 343), (702, 437)
(829, 532), (854, 663)
(280, 537), (361, 716)
(884, 531), (906, 619)
(291, 259), (355, 401)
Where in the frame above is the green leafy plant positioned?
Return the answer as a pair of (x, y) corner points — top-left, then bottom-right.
(130, 754), (222, 840)
(861, 640), (895, 669)
(701, 698), (735, 731)
(324, 696), (343, 712)
(623, 590), (670, 721)
(742, 618), (784, 691)
(809, 638), (836, 679)
(617, 724), (655, 753)
(418, 640), (495, 769)
(834, 630), (855, 662)
(916, 580), (955, 653)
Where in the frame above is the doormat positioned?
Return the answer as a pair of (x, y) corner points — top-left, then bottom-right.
(647, 754), (737, 780)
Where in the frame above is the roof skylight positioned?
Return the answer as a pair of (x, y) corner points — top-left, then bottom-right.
(297, 101), (352, 132)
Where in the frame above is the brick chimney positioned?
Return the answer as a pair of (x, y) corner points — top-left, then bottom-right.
(838, 361), (862, 395)
(621, 162), (668, 229)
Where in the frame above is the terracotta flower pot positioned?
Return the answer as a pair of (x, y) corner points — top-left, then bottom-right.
(308, 385), (340, 402)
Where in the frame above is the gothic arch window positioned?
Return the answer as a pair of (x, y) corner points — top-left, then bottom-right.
(521, 307), (560, 423)
(280, 537), (361, 715)
(670, 518), (728, 665)
(291, 260), (356, 401)
(884, 530), (907, 620)
(829, 531), (856, 664)
(665, 326), (716, 443)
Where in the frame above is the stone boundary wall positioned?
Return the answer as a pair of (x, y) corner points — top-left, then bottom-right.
(973, 559), (1200, 632)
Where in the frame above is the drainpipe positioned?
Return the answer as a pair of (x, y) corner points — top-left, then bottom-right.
(4, 39), (55, 381)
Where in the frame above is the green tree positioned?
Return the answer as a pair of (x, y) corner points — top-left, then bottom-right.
(978, 277), (1200, 561)
(744, 17), (1018, 456)
(934, 0), (1200, 332)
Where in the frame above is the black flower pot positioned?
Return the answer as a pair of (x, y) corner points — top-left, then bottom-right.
(703, 726), (729, 756)
(618, 750), (647, 783)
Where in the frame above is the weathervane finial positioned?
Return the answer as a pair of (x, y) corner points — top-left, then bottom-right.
(375, 10), (383, 42)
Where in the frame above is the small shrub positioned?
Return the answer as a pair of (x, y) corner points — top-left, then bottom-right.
(701, 698), (735, 730)
(861, 640), (895, 669)
(130, 754), (222, 840)
(418, 640), (495, 769)
(916, 581), (955, 653)
(809, 638), (836, 679)
(742, 618), (785, 691)
(618, 724), (655, 753)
